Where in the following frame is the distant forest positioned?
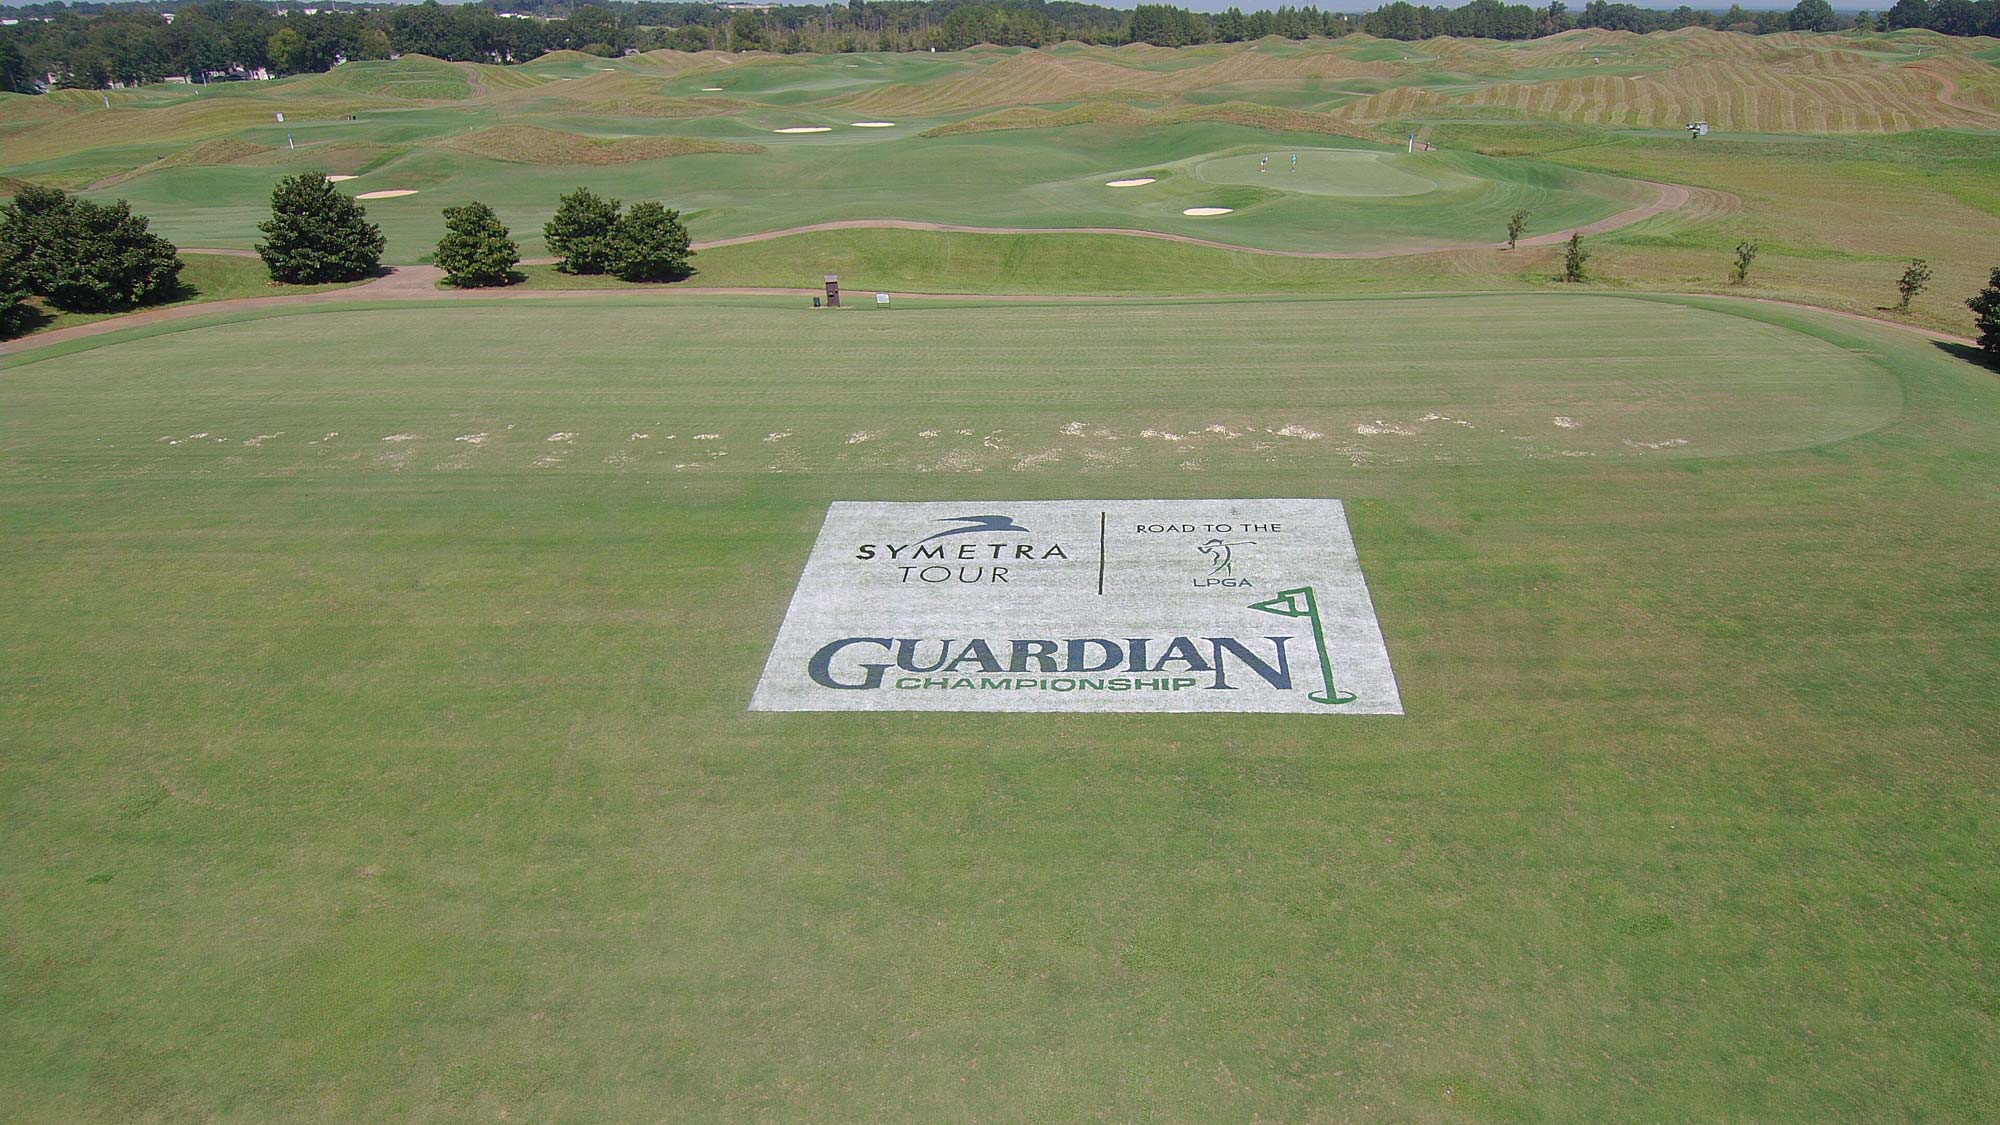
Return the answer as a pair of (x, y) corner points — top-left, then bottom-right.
(4, 0), (1996, 93)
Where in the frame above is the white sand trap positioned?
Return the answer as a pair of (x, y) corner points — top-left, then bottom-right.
(1106, 178), (1156, 188)
(1183, 207), (1233, 216)
(850, 122), (896, 128)
(356, 189), (418, 199)
(774, 127), (832, 134)
(701, 86), (724, 91)
(325, 174), (357, 182)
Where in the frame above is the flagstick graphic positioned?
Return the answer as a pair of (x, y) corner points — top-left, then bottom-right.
(1249, 586), (1355, 706)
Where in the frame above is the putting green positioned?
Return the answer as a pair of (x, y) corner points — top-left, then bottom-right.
(1192, 148), (1445, 198)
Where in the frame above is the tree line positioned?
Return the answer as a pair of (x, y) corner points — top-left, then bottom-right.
(0, 173), (696, 335)
(8, 0), (2000, 91)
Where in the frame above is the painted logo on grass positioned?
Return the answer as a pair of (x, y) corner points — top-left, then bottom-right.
(750, 500), (1403, 714)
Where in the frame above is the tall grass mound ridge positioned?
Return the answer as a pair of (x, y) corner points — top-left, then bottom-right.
(436, 125), (763, 165)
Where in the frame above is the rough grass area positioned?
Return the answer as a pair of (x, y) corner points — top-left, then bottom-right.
(436, 124), (763, 164)
(919, 100), (1145, 137)
(2, 294), (1995, 1118)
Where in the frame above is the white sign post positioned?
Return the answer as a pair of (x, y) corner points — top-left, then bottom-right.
(752, 499), (1403, 714)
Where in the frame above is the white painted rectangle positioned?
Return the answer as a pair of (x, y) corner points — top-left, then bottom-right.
(752, 500), (1402, 714)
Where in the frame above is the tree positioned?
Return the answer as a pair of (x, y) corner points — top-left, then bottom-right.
(434, 201), (519, 288)
(609, 201), (693, 282)
(669, 25), (711, 52)
(1506, 209), (1530, 250)
(1927, 0), (1982, 34)
(356, 27), (393, 61)
(255, 173), (385, 284)
(0, 183), (182, 312)
(267, 25), (308, 75)
(1788, 0), (1837, 30)
(544, 187), (622, 275)
(729, 11), (767, 50)
(1885, 0), (1931, 27)
(0, 241), (36, 339)
(1896, 258), (1931, 310)
(1562, 232), (1588, 282)
(1731, 240), (1758, 285)
(1968, 268), (2000, 357)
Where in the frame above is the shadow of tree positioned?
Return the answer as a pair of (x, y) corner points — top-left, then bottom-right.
(1931, 340), (1996, 369)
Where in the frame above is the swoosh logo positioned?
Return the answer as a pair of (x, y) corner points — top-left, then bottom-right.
(916, 515), (1031, 543)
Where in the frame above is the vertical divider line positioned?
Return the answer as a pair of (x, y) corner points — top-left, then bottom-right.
(1097, 511), (1107, 596)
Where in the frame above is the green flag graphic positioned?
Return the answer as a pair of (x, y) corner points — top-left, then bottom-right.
(1249, 586), (1355, 706)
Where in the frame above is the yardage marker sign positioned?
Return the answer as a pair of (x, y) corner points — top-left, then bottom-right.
(752, 500), (1402, 714)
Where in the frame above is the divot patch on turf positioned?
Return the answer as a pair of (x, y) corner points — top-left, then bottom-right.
(752, 499), (1402, 714)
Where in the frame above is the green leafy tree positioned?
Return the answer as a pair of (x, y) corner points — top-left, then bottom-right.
(1731, 240), (1758, 285)
(729, 11), (767, 50)
(434, 201), (519, 288)
(267, 25), (308, 75)
(1968, 268), (2000, 357)
(544, 187), (622, 275)
(255, 173), (385, 284)
(1885, 0), (1930, 27)
(0, 183), (182, 312)
(0, 242), (37, 338)
(609, 201), (693, 282)
(1895, 258), (1931, 310)
(356, 27), (393, 61)
(1788, 0), (1837, 29)
(1562, 232), (1588, 283)
(1506, 209), (1530, 250)
(1926, 0), (1981, 34)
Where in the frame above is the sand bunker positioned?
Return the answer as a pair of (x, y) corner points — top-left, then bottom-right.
(356, 189), (418, 199)
(1183, 207), (1233, 216)
(1106, 177), (1156, 187)
(850, 122), (896, 128)
(701, 86), (723, 91)
(325, 174), (357, 182)
(774, 127), (832, 134)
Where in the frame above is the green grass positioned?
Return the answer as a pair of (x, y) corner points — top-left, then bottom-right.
(66, 122), (1644, 262)
(3, 293), (1996, 1118)
(8, 253), (357, 339)
(528, 229), (1541, 295)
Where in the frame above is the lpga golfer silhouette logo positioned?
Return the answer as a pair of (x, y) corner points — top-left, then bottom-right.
(1249, 587), (1356, 706)
(1197, 537), (1255, 577)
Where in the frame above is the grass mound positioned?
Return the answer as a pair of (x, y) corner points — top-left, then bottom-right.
(88, 138), (277, 189)
(1162, 100), (1377, 139)
(244, 142), (407, 176)
(436, 125), (762, 165)
(921, 101), (1146, 137)
(316, 57), (474, 101)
